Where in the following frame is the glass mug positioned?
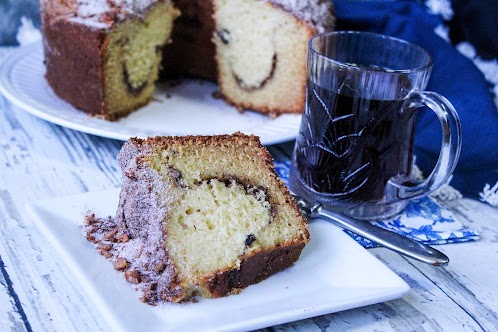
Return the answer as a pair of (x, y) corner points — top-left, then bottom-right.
(289, 31), (462, 220)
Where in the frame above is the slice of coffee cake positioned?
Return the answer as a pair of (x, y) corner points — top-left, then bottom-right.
(85, 133), (309, 303)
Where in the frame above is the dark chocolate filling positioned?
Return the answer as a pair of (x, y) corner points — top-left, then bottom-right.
(199, 176), (267, 200)
(168, 166), (187, 188)
(232, 53), (277, 91)
(245, 234), (256, 247)
(217, 29), (231, 45)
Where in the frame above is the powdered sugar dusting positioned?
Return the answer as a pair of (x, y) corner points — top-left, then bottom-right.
(43, 0), (163, 28)
(67, 16), (110, 29)
(76, 0), (159, 17)
(76, 0), (111, 17)
(265, 0), (335, 33)
(83, 140), (185, 304)
(44, 0), (334, 31)
(83, 213), (177, 304)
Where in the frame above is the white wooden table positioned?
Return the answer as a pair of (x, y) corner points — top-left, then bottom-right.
(1, 47), (498, 332)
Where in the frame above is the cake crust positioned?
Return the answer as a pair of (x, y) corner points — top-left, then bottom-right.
(206, 242), (305, 297)
(43, 19), (107, 117)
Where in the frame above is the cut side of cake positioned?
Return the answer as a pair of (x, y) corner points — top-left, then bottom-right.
(41, 0), (334, 119)
(85, 133), (309, 303)
(213, 0), (314, 115)
(101, 3), (179, 119)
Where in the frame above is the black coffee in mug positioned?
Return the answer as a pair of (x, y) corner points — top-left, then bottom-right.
(294, 83), (416, 202)
(289, 31), (461, 220)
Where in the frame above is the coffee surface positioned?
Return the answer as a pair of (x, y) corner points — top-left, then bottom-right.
(295, 82), (416, 202)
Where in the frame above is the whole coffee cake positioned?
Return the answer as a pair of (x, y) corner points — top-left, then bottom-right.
(41, 0), (335, 119)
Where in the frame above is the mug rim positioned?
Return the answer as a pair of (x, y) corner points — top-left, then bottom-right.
(309, 31), (433, 74)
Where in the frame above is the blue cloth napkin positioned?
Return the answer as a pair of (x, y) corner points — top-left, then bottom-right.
(332, 0), (498, 199)
(274, 160), (479, 248)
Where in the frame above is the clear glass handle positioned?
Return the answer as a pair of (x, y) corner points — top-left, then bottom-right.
(386, 91), (462, 200)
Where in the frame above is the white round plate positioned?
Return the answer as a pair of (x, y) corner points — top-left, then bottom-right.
(0, 43), (301, 145)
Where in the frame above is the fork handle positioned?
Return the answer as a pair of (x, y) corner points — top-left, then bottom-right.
(314, 206), (449, 266)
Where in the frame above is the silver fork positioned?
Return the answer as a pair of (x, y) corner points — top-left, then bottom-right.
(294, 196), (449, 266)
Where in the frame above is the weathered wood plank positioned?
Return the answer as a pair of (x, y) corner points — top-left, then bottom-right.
(262, 245), (486, 332)
(416, 198), (498, 331)
(0, 256), (29, 332)
(0, 189), (111, 331)
(0, 97), (115, 331)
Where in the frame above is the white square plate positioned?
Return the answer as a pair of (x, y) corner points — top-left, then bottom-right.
(26, 189), (409, 331)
